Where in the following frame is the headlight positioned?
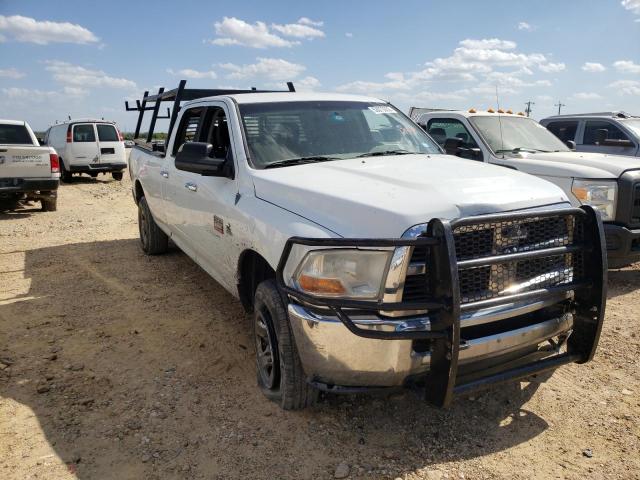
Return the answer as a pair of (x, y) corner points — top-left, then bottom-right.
(291, 249), (391, 299)
(571, 179), (617, 221)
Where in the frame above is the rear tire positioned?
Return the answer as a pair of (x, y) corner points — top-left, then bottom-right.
(40, 195), (57, 212)
(60, 159), (73, 183)
(254, 279), (318, 410)
(138, 196), (168, 255)
(112, 171), (123, 181)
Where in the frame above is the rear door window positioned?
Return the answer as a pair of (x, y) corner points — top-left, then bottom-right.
(0, 124), (33, 144)
(172, 108), (205, 155)
(97, 124), (119, 142)
(73, 124), (96, 142)
(546, 121), (578, 142)
(583, 121), (630, 144)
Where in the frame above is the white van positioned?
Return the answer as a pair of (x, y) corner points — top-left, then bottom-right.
(44, 119), (127, 182)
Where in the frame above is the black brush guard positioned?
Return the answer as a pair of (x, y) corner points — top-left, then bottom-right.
(276, 206), (607, 407)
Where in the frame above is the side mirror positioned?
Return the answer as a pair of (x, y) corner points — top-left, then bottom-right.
(443, 137), (463, 155)
(175, 142), (225, 176)
(152, 142), (165, 153)
(566, 140), (576, 150)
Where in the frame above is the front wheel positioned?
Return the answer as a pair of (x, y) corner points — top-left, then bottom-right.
(112, 171), (123, 181)
(253, 279), (317, 410)
(138, 196), (168, 255)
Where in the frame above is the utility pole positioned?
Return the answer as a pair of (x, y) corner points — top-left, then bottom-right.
(554, 101), (566, 115)
(524, 101), (535, 117)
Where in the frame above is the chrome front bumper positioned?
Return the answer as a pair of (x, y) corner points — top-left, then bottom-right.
(288, 301), (574, 387)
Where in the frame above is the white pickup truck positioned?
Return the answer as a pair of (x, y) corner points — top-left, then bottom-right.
(0, 119), (60, 211)
(412, 108), (640, 268)
(127, 83), (606, 410)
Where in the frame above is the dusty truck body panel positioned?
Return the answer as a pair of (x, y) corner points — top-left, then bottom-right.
(127, 82), (606, 409)
(0, 119), (60, 211)
(414, 109), (640, 268)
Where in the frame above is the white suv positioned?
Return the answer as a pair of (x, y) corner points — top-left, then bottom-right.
(44, 119), (127, 182)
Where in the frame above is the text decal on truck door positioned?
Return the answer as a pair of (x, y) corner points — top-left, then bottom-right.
(213, 215), (224, 235)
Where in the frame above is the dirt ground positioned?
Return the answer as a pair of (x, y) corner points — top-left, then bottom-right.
(0, 170), (639, 480)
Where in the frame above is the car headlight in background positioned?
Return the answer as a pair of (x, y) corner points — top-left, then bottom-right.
(571, 179), (617, 221)
(292, 249), (391, 299)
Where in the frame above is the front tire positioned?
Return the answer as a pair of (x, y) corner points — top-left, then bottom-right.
(138, 196), (168, 255)
(253, 279), (318, 410)
(112, 171), (123, 181)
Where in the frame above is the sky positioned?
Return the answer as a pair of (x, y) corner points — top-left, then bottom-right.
(1, 0), (639, 131)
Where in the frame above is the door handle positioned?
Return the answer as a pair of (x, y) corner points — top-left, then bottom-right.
(185, 182), (197, 192)
(160, 170), (169, 178)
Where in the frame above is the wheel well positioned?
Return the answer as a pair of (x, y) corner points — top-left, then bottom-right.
(238, 250), (276, 313)
(134, 180), (144, 204)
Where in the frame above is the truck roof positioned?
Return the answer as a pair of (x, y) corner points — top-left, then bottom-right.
(51, 118), (117, 126)
(542, 111), (638, 120)
(416, 110), (529, 120)
(0, 119), (27, 126)
(196, 91), (383, 105)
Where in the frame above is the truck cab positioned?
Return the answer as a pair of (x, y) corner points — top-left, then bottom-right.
(541, 112), (640, 158)
(414, 109), (640, 268)
(126, 83), (606, 410)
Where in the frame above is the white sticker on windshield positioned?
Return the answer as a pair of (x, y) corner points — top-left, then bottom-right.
(368, 105), (396, 114)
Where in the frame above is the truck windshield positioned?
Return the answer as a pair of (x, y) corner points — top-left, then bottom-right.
(470, 116), (569, 154)
(0, 124), (33, 145)
(620, 119), (640, 138)
(238, 101), (441, 168)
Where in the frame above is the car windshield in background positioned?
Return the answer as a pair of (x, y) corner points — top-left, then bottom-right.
(97, 124), (119, 142)
(0, 124), (33, 145)
(238, 101), (441, 168)
(621, 119), (640, 138)
(470, 116), (570, 154)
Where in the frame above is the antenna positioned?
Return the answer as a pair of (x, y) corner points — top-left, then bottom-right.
(495, 85), (505, 158)
(524, 100), (535, 117)
(554, 100), (566, 115)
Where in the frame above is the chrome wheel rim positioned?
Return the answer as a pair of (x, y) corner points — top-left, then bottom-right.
(255, 308), (279, 390)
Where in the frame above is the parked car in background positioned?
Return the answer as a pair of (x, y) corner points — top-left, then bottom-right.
(541, 112), (640, 157)
(126, 82), (607, 410)
(413, 108), (640, 268)
(43, 119), (127, 182)
(0, 119), (59, 211)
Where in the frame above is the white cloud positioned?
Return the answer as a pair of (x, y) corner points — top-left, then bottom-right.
(539, 62), (566, 73)
(167, 68), (217, 79)
(0, 67), (25, 79)
(271, 18), (324, 39)
(609, 80), (640, 95)
(613, 60), (640, 73)
(582, 62), (606, 72)
(458, 38), (516, 50)
(621, 0), (640, 18)
(571, 92), (602, 100)
(517, 22), (534, 31)
(220, 57), (305, 80)
(345, 32), (353, 38)
(45, 61), (136, 89)
(0, 15), (98, 45)
(211, 17), (296, 48)
(537, 94), (553, 102)
(294, 76), (321, 91)
(335, 38), (560, 102)
(297, 17), (323, 27)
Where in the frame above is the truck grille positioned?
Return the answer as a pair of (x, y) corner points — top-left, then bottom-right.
(403, 213), (586, 305)
(632, 183), (640, 225)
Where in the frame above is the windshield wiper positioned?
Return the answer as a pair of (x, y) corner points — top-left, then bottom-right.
(263, 156), (340, 169)
(495, 147), (551, 154)
(353, 149), (418, 158)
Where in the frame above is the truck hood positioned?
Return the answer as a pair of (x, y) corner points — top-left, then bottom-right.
(252, 154), (568, 237)
(503, 151), (640, 179)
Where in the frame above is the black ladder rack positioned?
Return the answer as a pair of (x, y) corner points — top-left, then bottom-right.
(125, 79), (296, 144)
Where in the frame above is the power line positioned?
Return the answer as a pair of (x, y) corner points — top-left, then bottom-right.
(554, 101), (566, 115)
(524, 101), (535, 117)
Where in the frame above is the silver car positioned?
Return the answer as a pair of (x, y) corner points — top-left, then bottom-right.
(541, 112), (640, 157)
